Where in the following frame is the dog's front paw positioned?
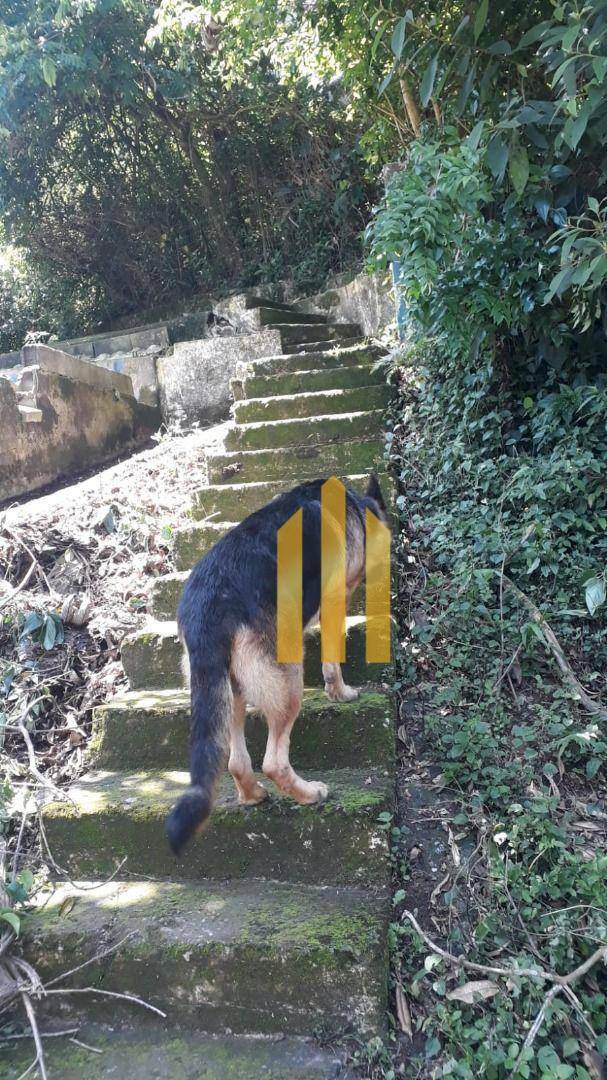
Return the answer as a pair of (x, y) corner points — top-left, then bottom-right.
(308, 780), (329, 803)
(325, 684), (359, 703)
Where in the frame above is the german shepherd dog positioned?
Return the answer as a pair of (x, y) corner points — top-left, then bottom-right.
(167, 474), (389, 854)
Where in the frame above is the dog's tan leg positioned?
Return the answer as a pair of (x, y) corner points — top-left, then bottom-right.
(262, 672), (328, 804)
(228, 693), (268, 806)
(322, 661), (359, 702)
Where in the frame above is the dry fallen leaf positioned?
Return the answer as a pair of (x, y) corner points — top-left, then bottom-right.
(446, 980), (500, 1005)
(395, 982), (413, 1038)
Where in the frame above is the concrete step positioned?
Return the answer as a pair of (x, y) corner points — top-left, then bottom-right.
(2, 1025), (354, 1078)
(90, 688), (393, 772)
(244, 343), (380, 376)
(173, 522), (230, 569)
(190, 473), (372, 522)
(233, 385), (390, 424)
(207, 438), (384, 485)
(277, 323), (360, 348)
(232, 364), (385, 400)
(224, 410), (384, 452)
(251, 307), (328, 328)
(284, 337), (366, 353)
(22, 879), (387, 1038)
(42, 767), (392, 886)
(18, 404), (43, 423)
(121, 616), (388, 692)
(151, 567), (364, 614)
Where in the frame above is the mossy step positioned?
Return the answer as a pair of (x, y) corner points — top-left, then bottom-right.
(91, 688), (393, 771)
(42, 767), (393, 886)
(252, 306), (328, 327)
(189, 473), (371, 522)
(276, 322), (359, 347)
(207, 438), (384, 484)
(21, 879), (388, 1038)
(232, 385), (390, 424)
(232, 364), (385, 400)
(284, 336), (365, 354)
(249, 343), (378, 375)
(173, 522), (230, 570)
(225, 410), (384, 452)
(151, 569), (364, 615)
(1, 1026), (354, 1079)
(121, 616), (389, 692)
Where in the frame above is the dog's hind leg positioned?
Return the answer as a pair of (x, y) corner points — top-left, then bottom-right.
(262, 666), (328, 804)
(228, 692), (268, 806)
(322, 662), (359, 703)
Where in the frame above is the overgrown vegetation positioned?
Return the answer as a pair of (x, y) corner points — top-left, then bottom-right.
(0, 0), (372, 350)
(360, 1), (607, 1075)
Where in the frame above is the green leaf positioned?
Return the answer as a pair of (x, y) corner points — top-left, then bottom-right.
(585, 576), (606, 616)
(562, 1038), (580, 1059)
(509, 143), (529, 195)
(391, 17), (407, 60)
(43, 616), (57, 651)
(486, 136), (509, 180)
(473, 0), (489, 43)
(0, 911), (20, 935)
(420, 55), (439, 108)
(41, 57), (57, 87)
(588, 197), (600, 213)
(466, 120), (484, 151)
(20, 612), (43, 639)
(564, 110), (589, 150)
(586, 758), (602, 780)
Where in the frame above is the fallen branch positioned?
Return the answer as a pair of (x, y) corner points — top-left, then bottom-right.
(502, 576), (607, 720)
(402, 910), (607, 987)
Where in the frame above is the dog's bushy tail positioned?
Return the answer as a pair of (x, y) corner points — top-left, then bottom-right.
(166, 651), (231, 855)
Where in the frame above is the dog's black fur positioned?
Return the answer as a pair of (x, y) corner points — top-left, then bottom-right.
(167, 474), (388, 854)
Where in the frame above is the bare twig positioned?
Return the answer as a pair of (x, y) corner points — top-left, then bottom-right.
(0, 1028), (79, 1042)
(70, 1037), (103, 1054)
(0, 561), (37, 612)
(42, 987), (166, 1018)
(44, 932), (138, 988)
(18, 991), (48, 1080)
(2, 525), (55, 598)
(514, 985), (562, 1071)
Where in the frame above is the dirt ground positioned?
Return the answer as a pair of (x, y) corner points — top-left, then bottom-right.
(0, 422), (228, 795)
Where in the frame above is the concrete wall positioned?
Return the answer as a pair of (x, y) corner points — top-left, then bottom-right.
(298, 270), (394, 337)
(157, 330), (282, 427)
(0, 355), (159, 503)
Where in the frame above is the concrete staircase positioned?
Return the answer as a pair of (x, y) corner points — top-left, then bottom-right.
(15, 302), (393, 1078)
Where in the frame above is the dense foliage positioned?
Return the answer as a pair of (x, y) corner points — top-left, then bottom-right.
(0, 0), (371, 349)
(360, 1), (607, 1076)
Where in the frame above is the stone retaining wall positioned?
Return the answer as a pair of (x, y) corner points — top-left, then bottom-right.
(298, 270), (394, 337)
(157, 330), (282, 426)
(0, 349), (159, 503)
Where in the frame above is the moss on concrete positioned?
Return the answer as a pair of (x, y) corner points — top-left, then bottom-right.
(121, 616), (389, 692)
(206, 438), (384, 485)
(20, 878), (388, 1036)
(91, 687), (393, 772)
(225, 409), (385, 452)
(233, 384), (390, 424)
(42, 766), (393, 886)
(239, 363), (385, 399)
(173, 522), (231, 570)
